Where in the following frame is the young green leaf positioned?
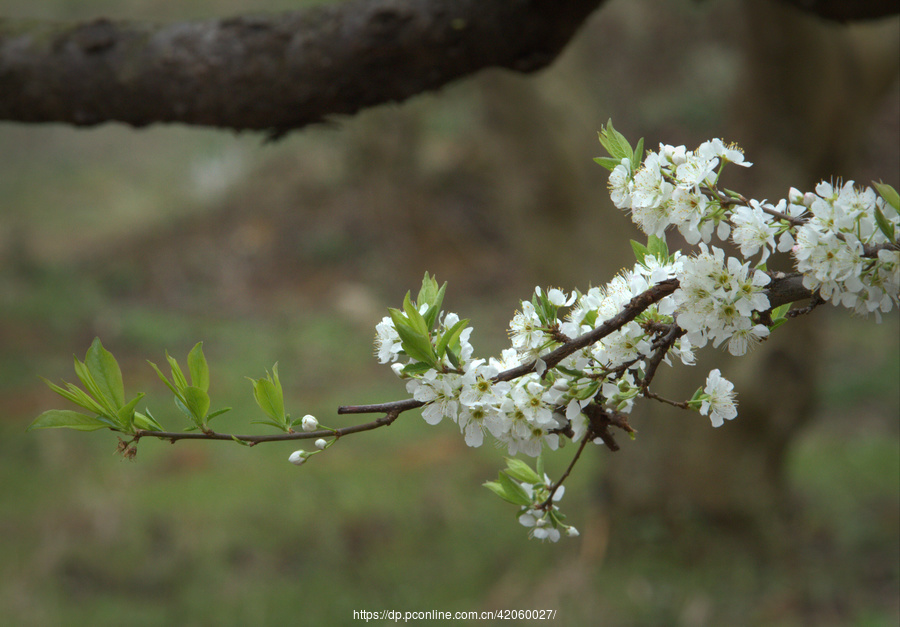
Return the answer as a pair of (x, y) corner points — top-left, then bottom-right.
(632, 136), (645, 167)
(147, 360), (180, 397)
(435, 317), (470, 359)
(27, 409), (108, 432)
(504, 458), (542, 485)
(84, 337), (125, 410)
(873, 181), (899, 214)
(133, 409), (164, 432)
(593, 156), (623, 172)
(495, 471), (533, 507)
(598, 119), (633, 162)
(116, 393), (146, 432)
(72, 357), (116, 417)
(250, 365), (287, 429)
(181, 386), (211, 423)
(401, 361), (434, 376)
(416, 272), (439, 308)
(647, 235), (668, 261)
(391, 315), (437, 366)
(165, 351), (189, 390)
(630, 240), (650, 265)
(206, 407), (232, 422)
(187, 342), (210, 392)
(402, 291), (430, 338)
(41, 378), (107, 416)
(422, 281), (447, 332)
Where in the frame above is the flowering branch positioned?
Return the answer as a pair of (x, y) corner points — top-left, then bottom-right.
(30, 121), (898, 543)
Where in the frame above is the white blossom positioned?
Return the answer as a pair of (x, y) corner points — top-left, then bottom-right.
(700, 369), (738, 427)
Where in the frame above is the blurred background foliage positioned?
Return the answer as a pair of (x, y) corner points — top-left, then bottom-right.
(1, 0), (898, 625)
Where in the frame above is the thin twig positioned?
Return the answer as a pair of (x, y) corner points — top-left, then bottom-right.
(133, 410), (402, 445)
(641, 389), (689, 409)
(540, 435), (590, 510)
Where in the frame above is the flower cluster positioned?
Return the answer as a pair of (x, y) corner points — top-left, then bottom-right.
(484, 458), (578, 542)
(369, 123), (898, 540)
(791, 181), (900, 319)
(674, 245), (771, 356)
(601, 122), (899, 322)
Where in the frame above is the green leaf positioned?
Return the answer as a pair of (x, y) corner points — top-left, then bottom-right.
(598, 119), (633, 162)
(388, 308), (437, 366)
(116, 393), (145, 432)
(873, 205), (897, 242)
(147, 360), (180, 397)
(630, 240), (649, 264)
(445, 347), (460, 370)
(401, 362), (434, 376)
(416, 272), (440, 308)
(27, 409), (108, 432)
(632, 136), (645, 167)
(250, 365), (285, 426)
(84, 338), (125, 410)
(42, 378), (107, 416)
(133, 409), (164, 432)
(504, 458), (542, 485)
(593, 156), (622, 172)
(187, 342), (210, 392)
(72, 357), (115, 417)
(483, 480), (509, 501)
(206, 407), (232, 422)
(575, 380), (600, 401)
(771, 303), (791, 319)
(690, 386), (704, 404)
(250, 419), (288, 431)
(495, 471), (532, 506)
(873, 181), (900, 214)
(647, 235), (668, 261)
(422, 281), (447, 333)
(182, 386), (211, 422)
(402, 291), (430, 337)
(165, 352), (189, 390)
(435, 317), (470, 358)
(173, 395), (196, 422)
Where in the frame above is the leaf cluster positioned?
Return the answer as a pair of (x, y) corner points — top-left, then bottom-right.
(391, 272), (469, 374)
(149, 343), (231, 432)
(30, 338), (161, 434)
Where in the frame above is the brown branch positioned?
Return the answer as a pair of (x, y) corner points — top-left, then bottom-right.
(133, 408), (403, 444)
(540, 434), (590, 509)
(775, 0), (900, 22)
(0, 0), (605, 134)
(496, 278), (682, 383)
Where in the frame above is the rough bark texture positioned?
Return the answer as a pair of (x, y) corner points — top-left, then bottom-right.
(1, 0), (896, 135)
(779, 0), (900, 22)
(0, 0), (606, 134)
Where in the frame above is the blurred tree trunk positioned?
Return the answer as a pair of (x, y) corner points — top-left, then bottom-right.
(601, 1), (899, 543)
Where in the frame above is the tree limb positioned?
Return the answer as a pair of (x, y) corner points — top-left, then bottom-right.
(0, 0), (606, 134)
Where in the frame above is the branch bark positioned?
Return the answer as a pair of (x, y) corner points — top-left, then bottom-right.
(2, 0), (895, 135)
(0, 0), (606, 134)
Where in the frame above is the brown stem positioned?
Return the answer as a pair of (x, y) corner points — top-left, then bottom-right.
(540, 435), (590, 510)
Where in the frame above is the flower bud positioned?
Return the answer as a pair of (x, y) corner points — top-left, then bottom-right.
(301, 414), (318, 432)
(288, 450), (309, 466)
(315, 438), (327, 450)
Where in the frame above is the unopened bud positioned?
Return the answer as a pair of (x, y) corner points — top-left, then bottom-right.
(288, 450), (310, 466)
(315, 438), (327, 450)
(301, 414), (318, 432)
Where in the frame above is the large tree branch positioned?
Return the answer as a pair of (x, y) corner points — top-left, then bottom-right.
(2, 0), (896, 135)
(0, 0), (606, 135)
